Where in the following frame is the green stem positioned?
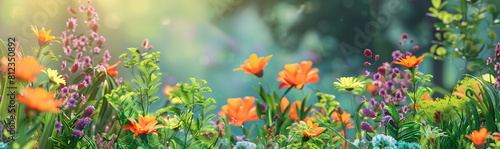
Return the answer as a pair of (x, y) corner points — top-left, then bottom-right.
(410, 68), (417, 118)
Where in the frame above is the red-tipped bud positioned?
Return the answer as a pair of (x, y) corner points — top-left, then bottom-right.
(364, 62), (371, 65)
(375, 55), (380, 61)
(364, 49), (372, 58)
(398, 41), (404, 46)
(412, 46), (419, 51)
(68, 6), (77, 16)
(378, 66), (386, 75)
(402, 33), (408, 40)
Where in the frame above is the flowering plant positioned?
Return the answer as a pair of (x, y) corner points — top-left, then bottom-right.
(0, 0), (500, 149)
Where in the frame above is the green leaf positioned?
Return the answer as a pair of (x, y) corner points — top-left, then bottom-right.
(432, 0), (441, 8)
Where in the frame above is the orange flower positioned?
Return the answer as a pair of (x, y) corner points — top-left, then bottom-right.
(18, 87), (62, 114)
(163, 85), (179, 97)
(16, 56), (44, 82)
(124, 115), (164, 136)
(218, 96), (259, 126)
(281, 97), (310, 122)
(331, 111), (355, 129)
(276, 61), (320, 90)
(31, 25), (60, 47)
(300, 120), (326, 137)
(465, 128), (491, 146)
(395, 55), (424, 68)
(233, 54), (273, 77)
(106, 61), (121, 77)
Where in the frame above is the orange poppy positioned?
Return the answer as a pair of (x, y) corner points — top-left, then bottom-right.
(276, 61), (320, 90)
(233, 54), (273, 78)
(106, 61), (121, 77)
(331, 111), (355, 129)
(163, 85), (179, 97)
(124, 115), (164, 136)
(395, 55), (424, 68)
(16, 56), (44, 82)
(465, 128), (491, 146)
(18, 87), (62, 114)
(218, 96), (259, 126)
(31, 25), (60, 47)
(300, 120), (326, 137)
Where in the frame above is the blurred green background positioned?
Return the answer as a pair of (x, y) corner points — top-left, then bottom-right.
(1, 0), (498, 114)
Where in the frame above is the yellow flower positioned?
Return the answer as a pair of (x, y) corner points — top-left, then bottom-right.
(482, 74), (495, 84)
(333, 77), (365, 91)
(42, 68), (66, 85)
(31, 25), (60, 47)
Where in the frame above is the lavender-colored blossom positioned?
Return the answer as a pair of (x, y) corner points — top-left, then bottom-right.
(72, 92), (80, 99)
(372, 81), (382, 87)
(72, 129), (83, 138)
(79, 4), (85, 12)
(75, 51), (83, 60)
(369, 97), (377, 107)
(421, 121), (426, 127)
(365, 70), (370, 76)
(81, 95), (87, 104)
(82, 106), (95, 117)
(392, 67), (400, 74)
(363, 108), (376, 118)
(63, 46), (72, 56)
(395, 91), (404, 101)
(373, 73), (381, 80)
(378, 88), (387, 97)
(55, 121), (63, 131)
(399, 105), (409, 113)
(66, 17), (77, 32)
(61, 60), (67, 70)
(487, 57), (493, 65)
(378, 66), (386, 75)
(67, 98), (78, 107)
(495, 62), (500, 74)
(361, 95), (367, 102)
(361, 122), (374, 133)
(381, 115), (393, 126)
(60, 87), (70, 97)
(97, 36), (106, 48)
(391, 50), (404, 60)
(102, 50), (111, 62)
(384, 80), (394, 88)
(83, 56), (92, 68)
(75, 117), (92, 130)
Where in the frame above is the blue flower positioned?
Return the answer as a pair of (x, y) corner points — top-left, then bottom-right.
(396, 140), (421, 149)
(234, 141), (256, 149)
(372, 134), (397, 149)
(0, 142), (8, 149)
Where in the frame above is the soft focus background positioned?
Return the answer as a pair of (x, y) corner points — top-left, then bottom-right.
(1, 0), (498, 116)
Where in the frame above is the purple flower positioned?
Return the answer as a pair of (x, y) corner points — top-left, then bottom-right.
(72, 130), (83, 138)
(395, 91), (404, 101)
(381, 115), (393, 126)
(82, 106), (95, 117)
(378, 88), (387, 97)
(369, 97), (377, 107)
(392, 67), (400, 74)
(81, 95), (87, 104)
(75, 117), (92, 130)
(399, 105), (409, 113)
(495, 62), (500, 74)
(392, 50), (403, 60)
(361, 122), (374, 133)
(67, 98), (78, 107)
(373, 73), (381, 80)
(361, 95), (367, 102)
(66, 17), (77, 32)
(363, 108), (376, 118)
(64, 46), (72, 56)
(384, 80), (394, 88)
(55, 121), (63, 131)
(421, 121), (426, 127)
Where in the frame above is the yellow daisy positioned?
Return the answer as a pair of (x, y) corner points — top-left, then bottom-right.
(333, 77), (365, 91)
